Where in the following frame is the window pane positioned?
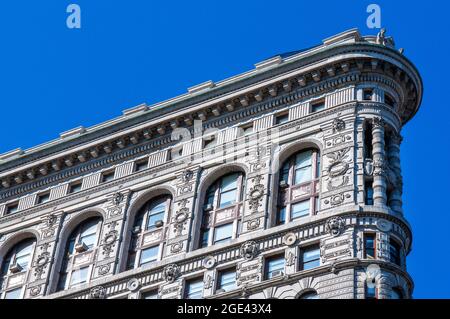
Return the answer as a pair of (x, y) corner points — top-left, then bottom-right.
(294, 167), (312, 185)
(214, 223), (233, 244)
(4, 288), (22, 299)
(266, 256), (285, 279)
(295, 151), (312, 168)
(80, 233), (97, 249)
(142, 291), (158, 299)
(70, 267), (89, 287)
(147, 212), (165, 229)
(364, 235), (375, 258)
(14, 241), (34, 269)
(199, 229), (210, 248)
(186, 279), (203, 299)
(299, 292), (318, 299)
(219, 189), (237, 208)
(276, 206), (286, 225)
(302, 246), (320, 270)
(140, 246), (159, 266)
(221, 174), (238, 192)
(218, 269), (236, 292)
(291, 200), (310, 220)
(150, 201), (166, 215)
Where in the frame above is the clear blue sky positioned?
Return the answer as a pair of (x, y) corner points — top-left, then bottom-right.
(0, 0), (448, 298)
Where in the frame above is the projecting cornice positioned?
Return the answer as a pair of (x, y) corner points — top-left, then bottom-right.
(0, 28), (422, 196)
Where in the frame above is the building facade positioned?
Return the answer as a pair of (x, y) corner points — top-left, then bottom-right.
(0, 29), (422, 299)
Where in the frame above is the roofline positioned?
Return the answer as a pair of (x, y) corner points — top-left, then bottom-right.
(0, 28), (422, 170)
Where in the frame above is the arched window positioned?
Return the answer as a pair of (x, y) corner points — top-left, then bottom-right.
(276, 149), (320, 225)
(126, 195), (171, 270)
(199, 172), (245, 248)
(0, 238), (36, 299)
(297, 291), (319, 299)
(57, 217), (102, 291)
(391, 287), (403, 299)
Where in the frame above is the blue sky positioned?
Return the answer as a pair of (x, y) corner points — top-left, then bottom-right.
(0, 0), (448, 298)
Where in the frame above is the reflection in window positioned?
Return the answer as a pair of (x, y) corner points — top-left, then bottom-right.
(364, 234), (376, 259)
(217, 268), (236, 292)
(213, 223), (233, 245)
(185, 278), (203, 299)
(139, 246), (159, 267)
(298, 291), (319, 299)
(301, 245), (320, 270)
(264, 255), (285, 280)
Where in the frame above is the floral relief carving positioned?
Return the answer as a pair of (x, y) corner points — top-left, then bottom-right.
(326, 147), (351, 191)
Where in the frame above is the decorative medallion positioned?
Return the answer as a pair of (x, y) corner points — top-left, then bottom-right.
(170, 241), (184, 254)
(246, 218), (261, 231)
(98, 264), (111, 276)
(282, 232), (297, 246)
(376, 219), (392, 232)
(29, 286), (42, 297)
(240, 241), (259, 260)
(325, 216), (346, 237)
(202, 256), (217, 269)
(126, 278), (141, 292)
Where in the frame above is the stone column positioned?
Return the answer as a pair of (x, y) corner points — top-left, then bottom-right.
(387, 133), (403, 214)
(372, 117), (387, 206)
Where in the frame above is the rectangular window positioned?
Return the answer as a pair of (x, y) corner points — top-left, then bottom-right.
(291, 200), (310, 220)
(364, 234), (376, 259)
(264, 255), (285, 280)
(199, 228), (210, 248)
(70, 267), (89, 287)
(135, 159), (149, 172)
(142, 290), (158, 299)
(139, 246), (159, 266)
(185, 278), (203, 299)
(276, 206), (286, 225)
(80, 223), (98, 249)
(4, 287), (22, 299)
(146, 201), (166, 230)
(301, 245), (320, 270)
(275, 113), (289, 125)
(203, 135), (216, 149)
(240, 124), (253, 136)
(6, 203), (19, 215)
(311, 99), (325, 113)
(15, 244), (33, 269)
(37, 192), (50, 204)
(101, 170), (115, 183)
(389, 239), (401, 266)
(384, 94), (395, 107)
(69, 181), (83, 194)
(213, 223), (233, 245)
(366, 285), (377, 299)
(365, 182), (374, 205)
(219, 174), (239, 208)
(217, 268), (237, 292)
(294, 151), (312, 185)
(363, 89), (374, 101)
